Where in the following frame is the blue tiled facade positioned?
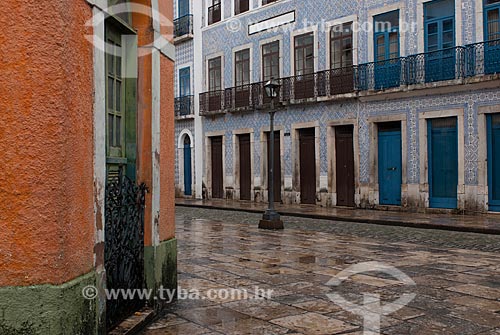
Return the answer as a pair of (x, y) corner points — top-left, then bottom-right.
(173, 0), (196, 197)
(194, 0), (500, 212)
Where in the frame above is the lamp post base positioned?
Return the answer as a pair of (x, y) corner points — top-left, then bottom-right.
(259, 209), (284, 230)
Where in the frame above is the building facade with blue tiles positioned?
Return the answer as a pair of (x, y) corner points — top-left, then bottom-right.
(180, 0), (500, 213)
(174, 0), (205, 198)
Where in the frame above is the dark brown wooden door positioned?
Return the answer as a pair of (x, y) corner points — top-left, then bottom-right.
(299, 128), (316, 204)
(267, 131), (282, 202)
(239, 134), (251, 200)
(335, 126), (355, 207)
(211, 136), (224, 199)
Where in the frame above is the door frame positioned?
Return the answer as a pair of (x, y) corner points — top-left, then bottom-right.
(367, 3), (406, 63)
(419, 108), (464, 209)
(260, 126), (285, 203)
(478, 105), (500, 212)
(233, 128), (254, 201)
(177, 0), (190, 18)
(369, 114), (408, 206)
(417, 0), (462, 54)
(327, 119), (360, 207)
(179, 66), (191, 97)
(292, 121), (320, 204)
(423, 0), (455, 53)
(205, 131), (226, 199)
(178, 129), (194, 197)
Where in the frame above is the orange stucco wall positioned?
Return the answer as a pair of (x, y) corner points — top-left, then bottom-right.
(132, 0), (175, 245)
(132, 0), (155, 246)
(159, 0), (175, 242)
(0, 1), (95, 286)
(160, 55), (176, 242)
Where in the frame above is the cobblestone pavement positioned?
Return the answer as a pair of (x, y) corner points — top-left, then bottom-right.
(142, 207), (500, 335)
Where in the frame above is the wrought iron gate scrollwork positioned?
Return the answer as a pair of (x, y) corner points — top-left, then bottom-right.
(105, 174), (147, 330)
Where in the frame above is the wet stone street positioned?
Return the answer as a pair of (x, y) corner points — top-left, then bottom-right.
(142, 207), (500, 335)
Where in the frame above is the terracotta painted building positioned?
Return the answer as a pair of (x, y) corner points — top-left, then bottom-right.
(0, 0), (176, 333)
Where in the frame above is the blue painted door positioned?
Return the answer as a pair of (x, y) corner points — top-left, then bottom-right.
(178, 0), (189, 17)
(374, 11), (401, 89)
(484, 1), (500, 74)
(487, 114), (500, 211)
(428, 117), (458, 209)
(378, 124), (402, 205)
(184, 137), (192, 196)
(425, 0), (455, 82)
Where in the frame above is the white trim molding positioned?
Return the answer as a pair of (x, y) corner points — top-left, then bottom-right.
(418, 108), (465, 210)
(416, 0), (463, 54)
(232, 43), (254, 88)
(258, 35), (284, 81)
(368, 3), (407, 62)
(290, 24), (319, 75)
(205, 51), (225, 92)
(324, 15), (359, 67)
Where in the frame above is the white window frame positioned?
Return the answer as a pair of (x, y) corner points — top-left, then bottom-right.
(231, 0), (255, 17)
(416, 0), (462, 54)
(205, 0), (225, 26)
(259, 35), (283, 81)
(205, 52), (225, 92)
(176, 61), (193, 97)
(175, 0), (191, 19)
(258, 0), (285, 8)
(367, 3), (407, 62)
(232, 43), (253, 87)
(324, 15), (359, 68)
(290, 25), (319, 75)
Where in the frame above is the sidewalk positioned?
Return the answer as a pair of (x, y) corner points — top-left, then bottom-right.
(176, 198), (500, 235)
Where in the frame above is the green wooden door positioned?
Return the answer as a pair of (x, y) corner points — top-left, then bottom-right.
(105, 22), (137, 180)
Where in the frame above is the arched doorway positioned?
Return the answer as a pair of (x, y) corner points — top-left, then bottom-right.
(183, 136), (192, 196)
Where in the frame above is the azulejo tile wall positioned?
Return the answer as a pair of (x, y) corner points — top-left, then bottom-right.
(204, 88), (500, 187)
(175, 119), (195, 185)
(174, 41), (194, 98)
(196, 0), (500, 210)
(202, 0), (483, 86)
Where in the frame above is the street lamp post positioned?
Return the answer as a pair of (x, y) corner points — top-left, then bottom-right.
(259, 78), (284, 230)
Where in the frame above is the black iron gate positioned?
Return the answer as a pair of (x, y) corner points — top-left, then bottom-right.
(105, 174), (147, 330)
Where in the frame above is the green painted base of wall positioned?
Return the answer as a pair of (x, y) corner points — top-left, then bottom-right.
(0, 272), (98, 335)
(144, 238), (177, 309)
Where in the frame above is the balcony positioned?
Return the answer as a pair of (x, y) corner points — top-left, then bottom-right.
(199, 40), (500, 115)
(174, 14), (193, 42)
(175, 95), (194, 118)
(465, 39), (500, 77)
(208, 3), (221, 25)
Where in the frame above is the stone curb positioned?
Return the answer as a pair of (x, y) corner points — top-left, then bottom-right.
(176, 203), (500, 235)
(108, 308), (156, 335)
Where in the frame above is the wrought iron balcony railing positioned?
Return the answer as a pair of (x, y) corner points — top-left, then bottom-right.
(174, 14), (193, 38)
(208, 3), (221, 25)
(199, 40), (500, 115)
(200, 90), (224, 114)
(175, 95), (194, 117)
(464, 39), (500, 77)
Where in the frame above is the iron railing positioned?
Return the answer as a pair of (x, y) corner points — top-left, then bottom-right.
(200, 90), (224, 114)
(464, 39), (500, 77)
(174, 14), (193, 38)
(208, 3), (221, 25)
(105, 174), (147, 329)
(175, 95), (194, 117)
(199, 40), (500, 115)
